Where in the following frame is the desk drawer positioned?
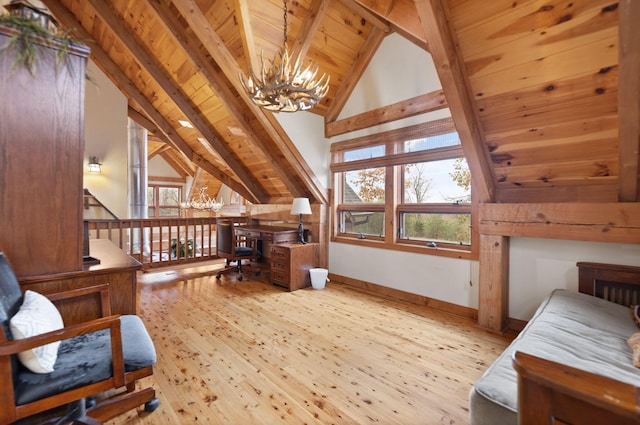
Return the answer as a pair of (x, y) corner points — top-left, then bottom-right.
(271, 258), (289, 272)
(271, 246), (290, 261)
(272, 270), (290, 286)
(237, 229), (262, 239)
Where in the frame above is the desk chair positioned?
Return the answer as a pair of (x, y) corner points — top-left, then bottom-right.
(215, 220), (261, 281)
(0, 252), (159, 425)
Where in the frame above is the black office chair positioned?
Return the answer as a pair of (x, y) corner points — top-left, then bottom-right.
(215, 220), (261, 281)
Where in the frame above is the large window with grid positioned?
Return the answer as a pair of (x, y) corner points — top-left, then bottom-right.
(331, 118), (475, 258)
(147, 185), (181, 218)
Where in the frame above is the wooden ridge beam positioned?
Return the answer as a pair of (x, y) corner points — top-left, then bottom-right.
(326, 90), (448, 137)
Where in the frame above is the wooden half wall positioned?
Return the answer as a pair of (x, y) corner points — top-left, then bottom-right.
(477, 202), (640, 333)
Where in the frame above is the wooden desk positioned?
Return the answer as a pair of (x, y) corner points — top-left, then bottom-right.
(19, 239), (141, 324)
(235, 224), (299, 245)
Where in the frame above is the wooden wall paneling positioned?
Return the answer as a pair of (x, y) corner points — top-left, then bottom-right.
(496, 184), (619, 204)
(493, 157), (618, 188)
(0, 28), (88, 277)
(478, 234), (509, 333)
(454, 0), (618, 61)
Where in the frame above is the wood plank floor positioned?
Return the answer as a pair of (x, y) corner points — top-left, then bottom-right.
(108, 262), (513, 425)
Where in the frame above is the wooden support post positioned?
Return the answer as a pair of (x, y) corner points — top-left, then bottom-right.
(478, 234), (510, 333)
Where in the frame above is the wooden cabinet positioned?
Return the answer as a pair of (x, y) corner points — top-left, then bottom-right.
(0, 27), (89, 277)
(271, 243), (319, 291)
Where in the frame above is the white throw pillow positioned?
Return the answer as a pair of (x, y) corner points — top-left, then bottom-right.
(9, 290), (64, 373)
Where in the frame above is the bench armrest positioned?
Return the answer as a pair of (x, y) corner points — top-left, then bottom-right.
(513, 351), (640, 424)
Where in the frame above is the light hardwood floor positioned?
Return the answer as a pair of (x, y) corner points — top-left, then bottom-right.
(109, 263), (512, 425)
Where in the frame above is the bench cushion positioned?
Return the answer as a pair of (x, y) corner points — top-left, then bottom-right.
(469, 289), (640, 425)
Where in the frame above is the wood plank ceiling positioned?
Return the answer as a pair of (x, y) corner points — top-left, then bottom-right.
(37, 0), (638, 206)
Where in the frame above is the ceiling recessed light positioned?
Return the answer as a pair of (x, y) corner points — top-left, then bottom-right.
(178, 119), (193, 128)
(228, 126), (245, 136)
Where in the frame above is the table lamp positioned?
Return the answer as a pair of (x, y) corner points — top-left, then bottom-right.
(290, 197), (312, 244)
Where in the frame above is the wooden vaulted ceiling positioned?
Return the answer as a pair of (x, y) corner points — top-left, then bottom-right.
(39, 0), (639, 206)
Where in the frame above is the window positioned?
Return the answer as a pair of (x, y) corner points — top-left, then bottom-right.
(331, 118), (475, 258)
(147, 185), (181, 217)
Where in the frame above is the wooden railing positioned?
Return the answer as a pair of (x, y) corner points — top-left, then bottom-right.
(86, 217), (219, 269)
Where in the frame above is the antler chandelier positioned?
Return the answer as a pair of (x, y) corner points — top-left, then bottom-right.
(181, 186), (223, 212)
(240, 0), (330, 112)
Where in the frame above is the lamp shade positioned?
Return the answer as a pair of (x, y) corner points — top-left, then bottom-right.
(290, 198), (311, 215)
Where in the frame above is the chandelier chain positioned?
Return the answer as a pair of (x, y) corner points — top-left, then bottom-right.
(283, 0), (288, 45)
(239, 0), (330, 112)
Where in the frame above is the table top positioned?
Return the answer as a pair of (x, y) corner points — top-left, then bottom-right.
(236, 224), (298, 234)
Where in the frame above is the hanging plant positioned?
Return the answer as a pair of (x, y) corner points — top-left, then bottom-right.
(0, 13), (87, 77)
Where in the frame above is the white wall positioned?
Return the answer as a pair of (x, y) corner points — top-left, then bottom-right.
(148, 155), (181, 179)
(84, 60), (129, 219)
(321, 33), (640, 322)
(509, 238), (640, 320)
(274, 112), (330, 189)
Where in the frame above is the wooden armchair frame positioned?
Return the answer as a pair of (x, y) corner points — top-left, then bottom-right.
(0, 283), (158, 425)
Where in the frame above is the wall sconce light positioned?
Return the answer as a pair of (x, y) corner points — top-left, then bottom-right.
(88, 156), (102, 173)
(290, 197), (312, 244)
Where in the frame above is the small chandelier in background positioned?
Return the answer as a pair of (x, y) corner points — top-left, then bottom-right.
(181, 186), (224, 212)
(240, 0), (330, 112)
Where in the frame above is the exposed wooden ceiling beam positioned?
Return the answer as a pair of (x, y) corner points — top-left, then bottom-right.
(325, 26), (386, 123)
(171, 0), (329, 204)
(337, 0), (391, 32)
(43, 0), (257, 202)
(326, 90), (448, 137)
(618, 0), (640, 202)
(85, 0), (268, 203)
(234, 0), (259, 74)
(415, 0), (495, 202)
(145, 0), (310, 201)
(290, 0), (330, 60)
(345, 0), (428, 50)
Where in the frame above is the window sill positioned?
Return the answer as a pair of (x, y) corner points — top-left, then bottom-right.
(331, 235), (475, 260)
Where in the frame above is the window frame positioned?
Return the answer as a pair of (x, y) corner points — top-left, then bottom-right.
(331, 119), (478, 260)
(147, 184), (182, 218)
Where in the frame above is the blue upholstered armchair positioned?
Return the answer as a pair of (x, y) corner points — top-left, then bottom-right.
(0, 253), (160, 424)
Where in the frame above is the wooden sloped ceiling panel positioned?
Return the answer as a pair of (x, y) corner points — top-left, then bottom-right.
(146, 1), (298, 201)
(235, 0), (376, 116)
(448, 0), (620, 201)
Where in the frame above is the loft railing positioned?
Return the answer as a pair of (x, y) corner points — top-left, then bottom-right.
(86, 217), (219, 269)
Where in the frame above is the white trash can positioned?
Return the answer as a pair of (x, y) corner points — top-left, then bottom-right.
(309, 268), (329, 290)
